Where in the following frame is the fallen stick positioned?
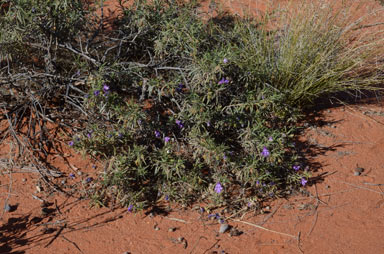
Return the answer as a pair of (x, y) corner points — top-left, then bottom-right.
(164, 217), (190, 224)
(232, 219), (297, 239)
(337, 180), (383, 194)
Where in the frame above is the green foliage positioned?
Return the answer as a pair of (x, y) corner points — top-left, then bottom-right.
(1, 0), (383, 214)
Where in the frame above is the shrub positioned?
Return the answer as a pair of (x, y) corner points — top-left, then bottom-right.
(1, 0), (382, 214)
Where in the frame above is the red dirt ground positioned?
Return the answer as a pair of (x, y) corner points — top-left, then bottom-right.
(1, 1), (384, 254)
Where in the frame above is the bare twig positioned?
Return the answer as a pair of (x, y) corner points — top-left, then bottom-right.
(61, 236), (84, 253)
(297, 232), (304, 254)
(337, 180), (383, 194)
(44, 223), (67, 248)
(259, 203), (282, 226)
(307, 208), (318, 237)
(0, 170), (13, 220)
(32, 194), (45, 203)
(59, 43), (99, 66)
(233, 219), (297, 239)
(164, 217), (190, 224)
(189, 236), (207, 254)
(352, 22), (384, 31)
(363, 182), (384, 186)
(202, 239), (220, 254)
(307, 184), (321, 236)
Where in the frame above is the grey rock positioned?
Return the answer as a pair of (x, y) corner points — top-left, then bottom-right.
(219, 223), (229, 234)
(4, 203), (11, 212)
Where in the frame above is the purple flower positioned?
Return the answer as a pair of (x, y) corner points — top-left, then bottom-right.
(84, 94), (89, 98)
(94, 90), (100, 96)
(69, 173), (75, 179)
(87, 133), (92, 138)
(218, 78), (229, 85)
(165, 195), (169, 201)
(85, 177), (93, 183)
(176, 83), (184, 93)
(208, 214), (216, 219)
(208, 213), (220, 219)
(176, 120), (184, 129)
(256, 180), (260, 185)
(301, 178), (308, 186)
(293, 165), (300, 171)
(128, 204), (133, 212)
(268, 136), (273, 142)
(206, 121), (211, 127)
(164, 136), (171, 143)
(223, 58), (228, 63)
(261, 146), (270, 157)
(214, 182), (223, 194)
(200, 207), (205, 213)
(118, 132), (123, 138)
(68, 141), (74, 146)
(103, 84), (110, 93)
(223, 155), (227, 160)
(155, 130), (161, 138)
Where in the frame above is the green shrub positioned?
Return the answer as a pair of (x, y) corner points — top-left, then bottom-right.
(1, 0), (382, 214)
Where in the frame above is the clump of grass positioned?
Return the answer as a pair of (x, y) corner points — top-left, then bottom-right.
(1, 0), (383, 214)
(227, 0), (384, 106)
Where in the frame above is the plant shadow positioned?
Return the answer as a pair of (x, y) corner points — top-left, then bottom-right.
(0, 197), (126, 253)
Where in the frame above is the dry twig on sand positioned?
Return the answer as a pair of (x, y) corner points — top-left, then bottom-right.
(232, 219), (297, 239)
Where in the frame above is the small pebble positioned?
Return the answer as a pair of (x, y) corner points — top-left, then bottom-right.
(77, 171), (83, 176)
(168, 227), (176, 232)
(4, 203), (11, 212)
(22, 178), (27, 182)
(229, 227), (243, 237)
(177, 236), (184, 242)
(154, 226), (160, 231)
(219, 223), (229, 233)
(354, 167), (364, 176)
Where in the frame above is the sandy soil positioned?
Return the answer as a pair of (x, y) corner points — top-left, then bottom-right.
(1, 1), (384, 254)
